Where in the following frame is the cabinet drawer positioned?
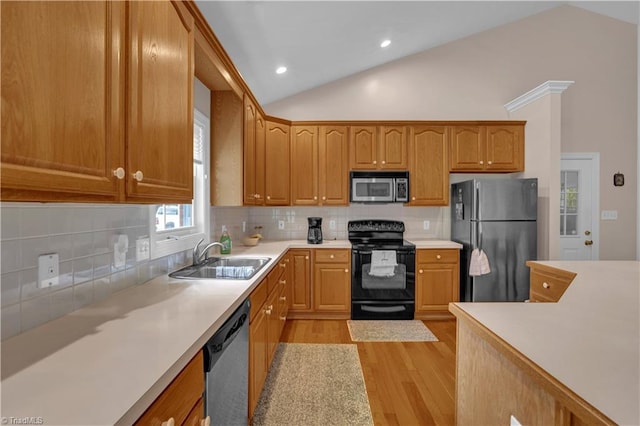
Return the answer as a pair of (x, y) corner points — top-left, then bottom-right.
(135, 351), (204, 426)
(314, 249), (350, 263)
(250, 278), (268, 322)
(417, 249), (459, 264)
(267, 259), (287, 294)
(530, 270), (573, 303)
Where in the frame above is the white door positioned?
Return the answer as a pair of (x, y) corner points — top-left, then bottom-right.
(559, 154), (599, 260)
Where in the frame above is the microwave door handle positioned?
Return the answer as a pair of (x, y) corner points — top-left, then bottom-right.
(391, 180), (396, 202)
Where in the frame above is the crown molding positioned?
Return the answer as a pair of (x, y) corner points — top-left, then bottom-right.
(504, 80), (575, 113)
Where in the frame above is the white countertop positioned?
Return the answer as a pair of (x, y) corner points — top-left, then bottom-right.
(452, 261), (640, 425)
(1, 238), (458, 425)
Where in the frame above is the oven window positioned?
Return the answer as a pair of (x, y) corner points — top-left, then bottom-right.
(355, 182), (391, 197)
(362, 264), (406, 289)
(352, 249), (415, 301)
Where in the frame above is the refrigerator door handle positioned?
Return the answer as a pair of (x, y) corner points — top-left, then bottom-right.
(475, 182), (481, 222)
(477, 221), (483, 250)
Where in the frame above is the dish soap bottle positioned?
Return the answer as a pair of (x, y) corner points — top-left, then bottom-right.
(219, 226), (232, 254)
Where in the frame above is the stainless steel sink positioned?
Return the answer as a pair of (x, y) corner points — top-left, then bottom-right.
(169, 257), (271, 280)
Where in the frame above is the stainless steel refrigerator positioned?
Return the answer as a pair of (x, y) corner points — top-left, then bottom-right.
(451, 178), (537, 302)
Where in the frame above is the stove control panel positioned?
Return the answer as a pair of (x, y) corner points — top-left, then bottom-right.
(348, 220), (405, 233)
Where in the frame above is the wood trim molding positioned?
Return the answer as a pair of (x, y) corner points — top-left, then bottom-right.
(504, 80), (575, 113)
(449, 303), (615, 425)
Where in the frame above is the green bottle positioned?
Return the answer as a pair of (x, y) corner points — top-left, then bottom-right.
(219, 226), (232, 254)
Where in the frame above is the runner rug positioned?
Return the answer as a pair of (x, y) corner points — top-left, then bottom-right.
(252, 343), (374, 426)
(347, 320), (439, 342)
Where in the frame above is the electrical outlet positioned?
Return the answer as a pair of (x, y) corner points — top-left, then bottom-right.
(242, 221), (246, 233)
(136, 237), (150, 262)
(38, 253), (59, 289)
(423, 220), (430, 230)
(278, 220), (285, 230)
(329, 220), (336, 230)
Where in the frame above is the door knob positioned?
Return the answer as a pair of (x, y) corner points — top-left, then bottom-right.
(584, 230), (591, 236)
(585, 240), (594, 246)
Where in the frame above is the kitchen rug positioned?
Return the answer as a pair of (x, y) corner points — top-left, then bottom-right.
(347, 320), (439, 342)
(252, 343), (374, 426)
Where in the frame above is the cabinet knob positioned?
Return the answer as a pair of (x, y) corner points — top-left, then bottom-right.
(479, 161), (484, 165)
(280, 263), (286, 268)
(255, 193), (261, 199)
(314, 196), (317, 200)
(161, 419), (175, 426)
(280, 296), (287, 301)
(265, 308), (272, 315)
(330, 254), (335, 259)
(436, 255), (441, 260)
(419, 269), (424, 274)
(412, 197), (416, 201)
(345, 269), (349, 273)
(266, 195), (271, 200)
(113, 167), (125, 180)
(279, 316), (287, 321)
(322, 196), (326, 200)
(201, 416), (211, 426)
(132, 170), (144, 182)
(373, 160), (377, 165)
(305, 256), (309, 260)
(488, 161), (492, 165)
(542, 282), (550, 289)
(279, 279), (286, 285)
(285, 258), (290, 263)
(382, 160), (386, 165)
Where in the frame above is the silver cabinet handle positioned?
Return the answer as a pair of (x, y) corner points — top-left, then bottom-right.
(132, 170), (144, 181)
(113, 167), (125, 179)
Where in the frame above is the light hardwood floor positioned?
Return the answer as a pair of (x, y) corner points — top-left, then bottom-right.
(281, 319), (457, 426)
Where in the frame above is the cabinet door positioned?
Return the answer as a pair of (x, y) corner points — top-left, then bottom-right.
(379, 126), (408, 169)
(485, 125), (524, 172)
(349, 126), (377, 169)
(416, 263), (458, 313)
(127, 0), (194, 202)
(289, 250), (312, 312)
(313, 263), (350, 312)
(449, 126), (486, 172)
(249, 307), (268, 420)
(1, 1), (124, 202)
(255, 112), (266, 205)
(291, 126), (319, 205)
(409, 126), (449, 206)
(264, 121), (290, 205)
(243, 96), (257, 205)
(319, 126), (349, 205)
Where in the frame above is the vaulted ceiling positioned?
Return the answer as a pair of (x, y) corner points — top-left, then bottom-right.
(195, 1), (639, 105)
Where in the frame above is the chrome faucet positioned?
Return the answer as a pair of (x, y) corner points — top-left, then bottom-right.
(193, 238), (225, 265)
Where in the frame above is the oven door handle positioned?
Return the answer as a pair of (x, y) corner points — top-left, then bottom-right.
(362, 305), (407, 313)
(353, 249), (373, 255)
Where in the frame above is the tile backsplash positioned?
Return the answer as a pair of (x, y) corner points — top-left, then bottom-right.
(0, 203), (189, 340)
(212, 205), (450, 243)
(2, 202), (450, 340)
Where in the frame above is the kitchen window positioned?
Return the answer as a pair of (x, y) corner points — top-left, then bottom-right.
(149, 109), (210, 259)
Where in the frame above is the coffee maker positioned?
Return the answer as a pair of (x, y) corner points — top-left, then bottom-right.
(307, 217), (323, 244)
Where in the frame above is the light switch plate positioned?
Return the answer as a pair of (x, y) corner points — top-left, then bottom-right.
(423, 220), (430, 230)
(601, 210), (618, 220)
(38, 253), (59, 289)
(136, 237), (150, 262)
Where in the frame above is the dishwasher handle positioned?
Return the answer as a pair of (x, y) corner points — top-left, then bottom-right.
(203, 299), (250, 373)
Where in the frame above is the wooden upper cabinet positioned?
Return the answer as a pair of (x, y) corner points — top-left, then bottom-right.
(379, 126), (408, 169)
(350, 126), (407, 170)
(409, 126), (449, 206)
(264, 121), (290, 205)
(449, 126), (485, 172)
(126, 0), (194, 203)
(319, 126), (349, 206)
(291, 126), (319, 205)
(450, 124), (524, 173)
(1, 1), (196, 203)
(485, 125), (524, 171)
(243, 96), (257, 205)
(1, 1), (125, 202)
(349, 126), (378, 169)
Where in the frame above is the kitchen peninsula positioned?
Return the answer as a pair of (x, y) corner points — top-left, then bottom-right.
(450, 261), (639, 425)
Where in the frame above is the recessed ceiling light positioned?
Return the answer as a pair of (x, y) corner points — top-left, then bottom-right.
(276, 66), (287, 74)
(380, 40), (391, 48)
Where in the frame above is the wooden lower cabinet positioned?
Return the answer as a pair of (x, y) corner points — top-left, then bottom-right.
(288, 249), (312, 312)
(134, 351), (205, 426)
(248, 255), (290, 421)
(527, 262), (576, 303)
(313, 249), (351, 316)
(415, 249), (459, 320)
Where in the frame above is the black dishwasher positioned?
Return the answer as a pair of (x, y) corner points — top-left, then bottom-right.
(203, 298), (250, 426)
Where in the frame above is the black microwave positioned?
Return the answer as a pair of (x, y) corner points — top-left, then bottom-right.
(350, 171), (409, 203)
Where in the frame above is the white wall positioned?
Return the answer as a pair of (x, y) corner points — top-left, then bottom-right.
(266, 5), (637, 260)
